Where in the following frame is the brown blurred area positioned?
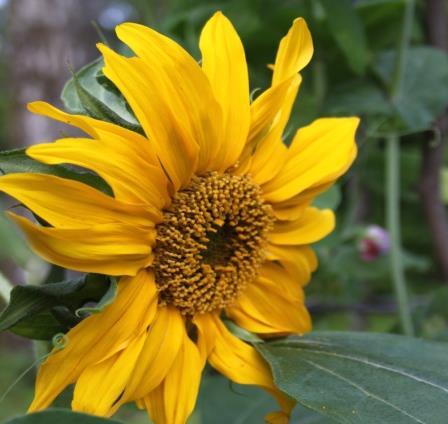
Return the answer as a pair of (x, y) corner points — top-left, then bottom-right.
(5, 0), (109, 149)
(0, 0), (110, 350)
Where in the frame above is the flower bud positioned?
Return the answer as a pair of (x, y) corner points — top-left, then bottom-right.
(359, 225), (390, 262)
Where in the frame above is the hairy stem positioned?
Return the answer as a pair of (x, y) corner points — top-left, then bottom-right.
(386, 135), (415, 336)
(386, 0), (416, 336)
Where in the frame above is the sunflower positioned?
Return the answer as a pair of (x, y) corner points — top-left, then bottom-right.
(0, 11), (358, 424)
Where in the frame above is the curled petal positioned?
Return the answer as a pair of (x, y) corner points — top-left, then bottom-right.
(262, 118), (359, 204)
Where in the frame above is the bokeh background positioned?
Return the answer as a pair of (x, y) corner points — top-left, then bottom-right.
(1, 0), (448, 422)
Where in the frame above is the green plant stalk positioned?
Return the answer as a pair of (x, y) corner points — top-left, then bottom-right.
(386, 135), (414, 336)
(386, 0), (416, 336)
(390, 0), (416, 100)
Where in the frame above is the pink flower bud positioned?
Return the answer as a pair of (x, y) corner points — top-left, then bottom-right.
(359, 225), (390, 262)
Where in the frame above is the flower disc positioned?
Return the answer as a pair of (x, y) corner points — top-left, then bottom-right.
(154, 172), (274, 316)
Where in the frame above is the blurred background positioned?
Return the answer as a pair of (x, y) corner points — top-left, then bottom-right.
(0, 0), (447, 422)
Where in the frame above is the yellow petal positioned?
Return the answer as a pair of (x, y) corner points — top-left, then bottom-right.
(0, 173), (160, 228)
(227, 266), (310, 335)
(195, 313), (271, 385)
(242, 18), (312, 170)
(143, 327), (203, 424)
(72, 332), (146, 416)
(265, 244), (317, 285)
(259, 261), (306, 299)
(268, 207), (335, 245)
(248, 77), (300, 185)
(98, 44), (199, 190)
(143, 386), (164, 424)
(115, 22), (222, 174)
(29, 270), (158, 412)
(271, 200), (309, 221)
(262, 117), (359, 203)
(200, 11), (250, 170)
(272, 18), (313, 85)
(27, 101), (106, 139)
(27, 101), (160, 165)
(135, 399), (145, 410)
(269, 182), (334, 221)
(119, 306), (184, 404)
(248, 76), (297, 147)
(8, 212), (154, 275)
(194, 314), (293, 415)
(27, 137), (169, 209)
(265, 411), (290, 424)
(192, 313), (217, 363)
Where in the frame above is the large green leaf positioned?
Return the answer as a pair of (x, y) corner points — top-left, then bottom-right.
(4, 409), (123, 424)
(0, 274), (110, 340)
(319, 0), (368, 74)
(257, 331), (448, 423)
(197, 373), (331, 423)
(373, 47), (448, 134)
(0, 148), (112, 196)
(323, 80), (392, 117)
(61, 57), (143, 134)
(9, 311), (67, 340)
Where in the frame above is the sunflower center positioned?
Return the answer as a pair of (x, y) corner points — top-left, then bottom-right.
(153, 171), (273, 316)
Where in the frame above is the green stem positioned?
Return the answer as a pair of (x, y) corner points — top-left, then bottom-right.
(386, 135), (414, 336)
(390, 0), (416, 100)
(386, 0), (416, 336)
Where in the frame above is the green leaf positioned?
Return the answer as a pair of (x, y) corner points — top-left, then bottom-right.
(0, 148), (112, 196)
(257, 331), (448, 423)
(324, 80), (392, 117)
(75, 278), (118, 317)
(62, 57), (143, 134)
(0, 274), (110, 339)
(373, 47), (448, 134)
(197, 373), (331, 423)
(9, 311), (66, 340)
(197, 374), (277, 424)
(319, 0), (368, 74)
(4, 409), (123, 424)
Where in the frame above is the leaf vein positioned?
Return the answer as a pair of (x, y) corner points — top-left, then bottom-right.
(284, 346), (448, 394)
(301, 358), (426, 424)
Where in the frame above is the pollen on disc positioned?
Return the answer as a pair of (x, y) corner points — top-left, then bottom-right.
(153, 171), (274, 316)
